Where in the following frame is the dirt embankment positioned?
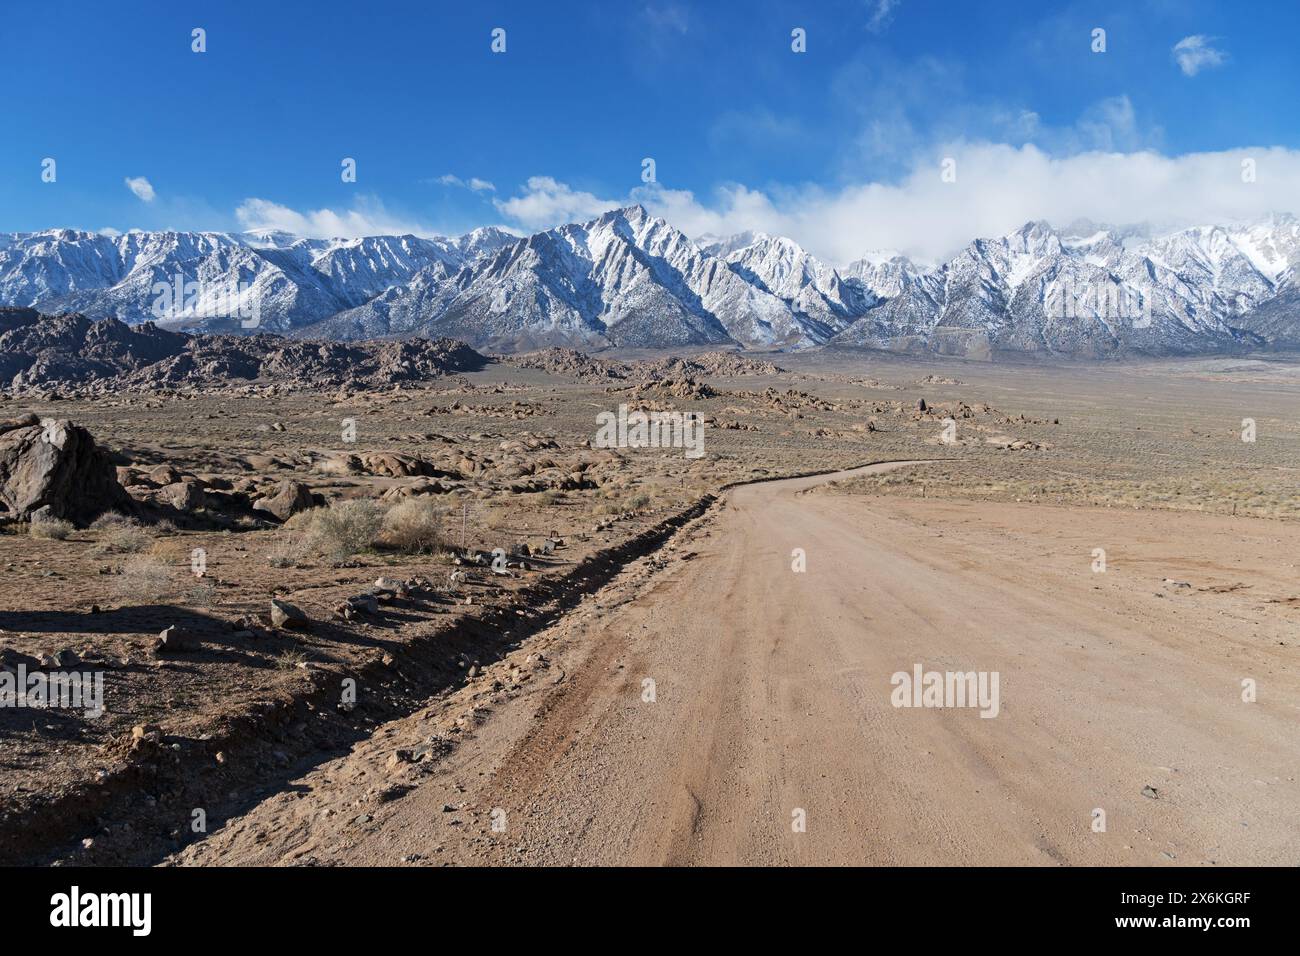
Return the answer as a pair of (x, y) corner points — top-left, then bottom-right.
(1, 494), (713, 866)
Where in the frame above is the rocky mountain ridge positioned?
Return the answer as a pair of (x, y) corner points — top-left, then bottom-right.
(5, 211), (1300, 358)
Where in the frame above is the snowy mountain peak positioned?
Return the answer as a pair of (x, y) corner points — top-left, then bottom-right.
(3, 212), (1300, 357)
(238, 228), (301, 249)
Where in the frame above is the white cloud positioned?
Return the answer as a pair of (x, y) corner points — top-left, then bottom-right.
(234, 196), (439, 238)
(435, 174), (496, 192)
(830, 54), (1163, 172)
(495, 144), (1300, 267)
(1066, 95), (1146, 152)
(97, 227), (122, 238)
(1173, 35), (1227, 77)
(124, 176), (155, 202)
(230, 86), (1296, 270)
(867, 0), (900, 33)
(643, 3), (689, 34)
(236, 140), (1300, 267)
(493, 176), (623, 232)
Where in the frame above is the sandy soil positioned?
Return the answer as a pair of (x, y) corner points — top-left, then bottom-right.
(166, 462), (1299, 867)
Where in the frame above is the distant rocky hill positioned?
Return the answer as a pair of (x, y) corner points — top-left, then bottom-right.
(505, 347), (785, 383)
(0, 308), (487, 393)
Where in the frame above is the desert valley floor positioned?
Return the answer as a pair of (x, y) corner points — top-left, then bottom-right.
(1, 349), (1297, 866)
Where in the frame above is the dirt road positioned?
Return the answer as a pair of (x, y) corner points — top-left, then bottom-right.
(170, 462), (1300, 867)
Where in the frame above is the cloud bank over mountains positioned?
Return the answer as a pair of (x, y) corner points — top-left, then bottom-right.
(229, 143), (1300, 268)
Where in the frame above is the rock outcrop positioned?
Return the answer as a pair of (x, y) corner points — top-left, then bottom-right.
(0, 308), (489, 394)
(252, 480), (317, 521)
(0, 416), (131, 523)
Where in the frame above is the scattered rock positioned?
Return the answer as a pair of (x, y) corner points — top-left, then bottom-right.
(385, 750), (414, 772)
(334, 592), (380, 620)
(153, 625), (201, 655)
(130, 724), (162, 751)
(372, 577), (409, 601)
(270, 599), (310, 630)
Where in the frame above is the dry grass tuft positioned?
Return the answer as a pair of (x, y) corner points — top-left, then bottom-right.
(29, 518), (74, 540)
(89, 515), (152, 555)
(306, 499), (385, 562)
(381, 499), (443, 554)
(114, 554), (175, 603)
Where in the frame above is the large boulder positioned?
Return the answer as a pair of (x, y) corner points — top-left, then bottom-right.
(253, 479), (316, 521)
(0, 416), (131, 523)
(159, 480), (207, 511)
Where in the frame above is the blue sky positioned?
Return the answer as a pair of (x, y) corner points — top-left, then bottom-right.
(4, 0), (1299, 262)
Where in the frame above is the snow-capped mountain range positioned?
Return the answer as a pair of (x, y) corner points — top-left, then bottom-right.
(3, 207), (1300, 357)
(0, 227), (518, 334)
